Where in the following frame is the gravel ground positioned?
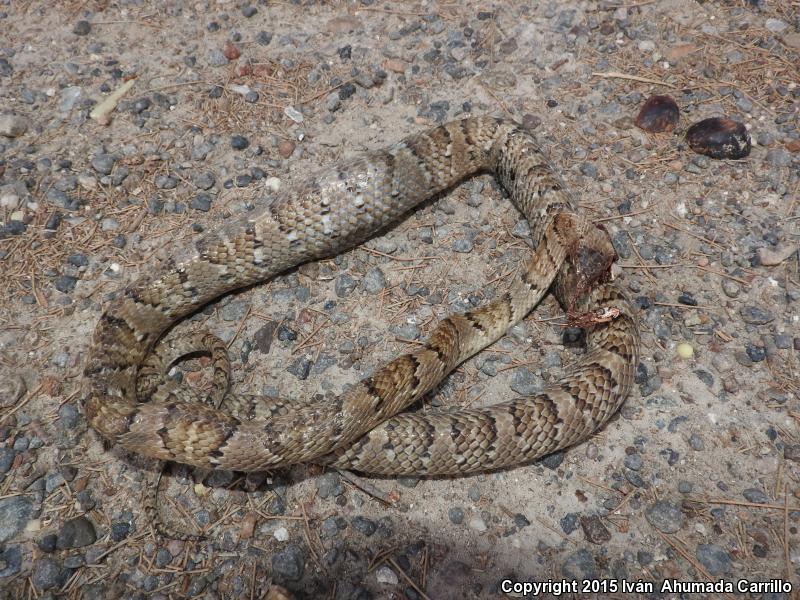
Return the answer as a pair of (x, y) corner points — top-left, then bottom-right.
(0, 1), (799, 599)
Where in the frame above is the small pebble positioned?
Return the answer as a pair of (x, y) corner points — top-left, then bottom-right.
(231, 135), (250, 150)
(580, 515), (611, 544)
(696, 544), (731, 576)
(467, 516), (487, 532)
(739, 306), (773, 325)
(154, 548), (172, 568)
(0, 114), (29, 138)
(57, 516), (97, 549)
(73, 20), (91, 36)
(223, 41), (241, 60)
(90, 154), (116, 175)
(448, 507), (464, 524)
(645, 500), (684, 533)
(54, 275), (78, 294)
(375, 565), (399, 585)
(278, 140), (295, 158)
(352, 516), (377, 536)
(676, 342), (694, 359)
(745, 344), (766, 362)
(190, 193), (212, 212)
(193, 172), (215, 190)
(688, 432), (705, 451)
(561, 549), (597, 580)
(335, 273), (357, 297)
(316, 472), (343, 498)
(742, 488), (768, 504)
(33, 557), (64, 590)
(362, 267), (387, 294)
(287, 357), (311, 380)
(0, 497), (34, 543)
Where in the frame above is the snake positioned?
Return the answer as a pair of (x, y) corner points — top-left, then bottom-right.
(83, 116), (639, 480)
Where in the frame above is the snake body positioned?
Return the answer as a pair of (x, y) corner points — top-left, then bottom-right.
(84, 117), (639, 476)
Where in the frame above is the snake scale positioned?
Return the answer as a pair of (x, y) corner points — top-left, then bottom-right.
(84, 116), (639, 477)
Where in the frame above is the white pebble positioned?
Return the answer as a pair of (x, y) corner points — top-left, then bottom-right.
(78, 174), (97, 190)
(468, 516), (487, 532)
(676, 342), (694, 359)
(283, 105), (304, 123)
(765, 18), (788, 33)
(264, 177), (282, 192)
(0, 190), (20, 210)
(273, 526), (289, 541)
(375, 565), (399, 585)
(228, 84), (252, 96)
(0, 114), (29, 138)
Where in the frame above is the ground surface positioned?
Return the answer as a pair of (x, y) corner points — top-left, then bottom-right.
(0, 1), (799, 599)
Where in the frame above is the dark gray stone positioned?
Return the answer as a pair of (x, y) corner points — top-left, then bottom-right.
(351, 516), (377, 536)
(57, 403), (80, 429)
(739, 306), (774, 325)
(316, 472), (343, 498)
(272, 544), (304, 581)
(193, 171), (215, 190)
(155, 548), (172, 568)
(510, 368), (540, 396)
(73, 21), (91, 36)
(644, 500), (683, 533)
(0, 544), (22, 577)
(154, 174), (178, 189)
(448, 507), (464, 524)
(0, 448), (16, 474)
(287, 357), (312, 380)
(209, 49), (228, 66)
(561, 549), (597, 580)
(231, 135), (249, 150)
(186, 575), (208, 596)
(540, 451), (564, 470)
(362, 267), (387, 294)
(696, 543), (731, 576)
(57, 516), (97, 549)
(54, 275), (78, 293)
(90, 153), (116, 175)
(253, 322), (277, 354)
(190, 193), (212, 212)
(452, 238), (473, 253)
(33, 557), (65, 590)
(624, 453), (643, 471)
(742, 488), (768, 504)
(560, 512), (580, 534)
(0, 496), (33, 543)
(335, 273), (357, 297)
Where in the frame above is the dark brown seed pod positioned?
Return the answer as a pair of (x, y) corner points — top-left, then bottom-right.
(634, 95), (680, 133)
(685, 117), (751, 159)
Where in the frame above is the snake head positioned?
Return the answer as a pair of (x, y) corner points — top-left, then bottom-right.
(555, 222), (617, 313)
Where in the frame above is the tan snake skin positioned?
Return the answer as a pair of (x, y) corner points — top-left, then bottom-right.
(84, 116), (639, 476)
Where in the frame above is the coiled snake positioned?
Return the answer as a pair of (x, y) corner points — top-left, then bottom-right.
(84, 116), (639, 482)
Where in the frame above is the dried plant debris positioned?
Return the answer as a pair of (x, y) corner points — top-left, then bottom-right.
(635, 95), (679, 133)
(685, 117), (751, 160)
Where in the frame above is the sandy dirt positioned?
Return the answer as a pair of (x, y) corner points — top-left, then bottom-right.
(0, 1), (798, 599)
